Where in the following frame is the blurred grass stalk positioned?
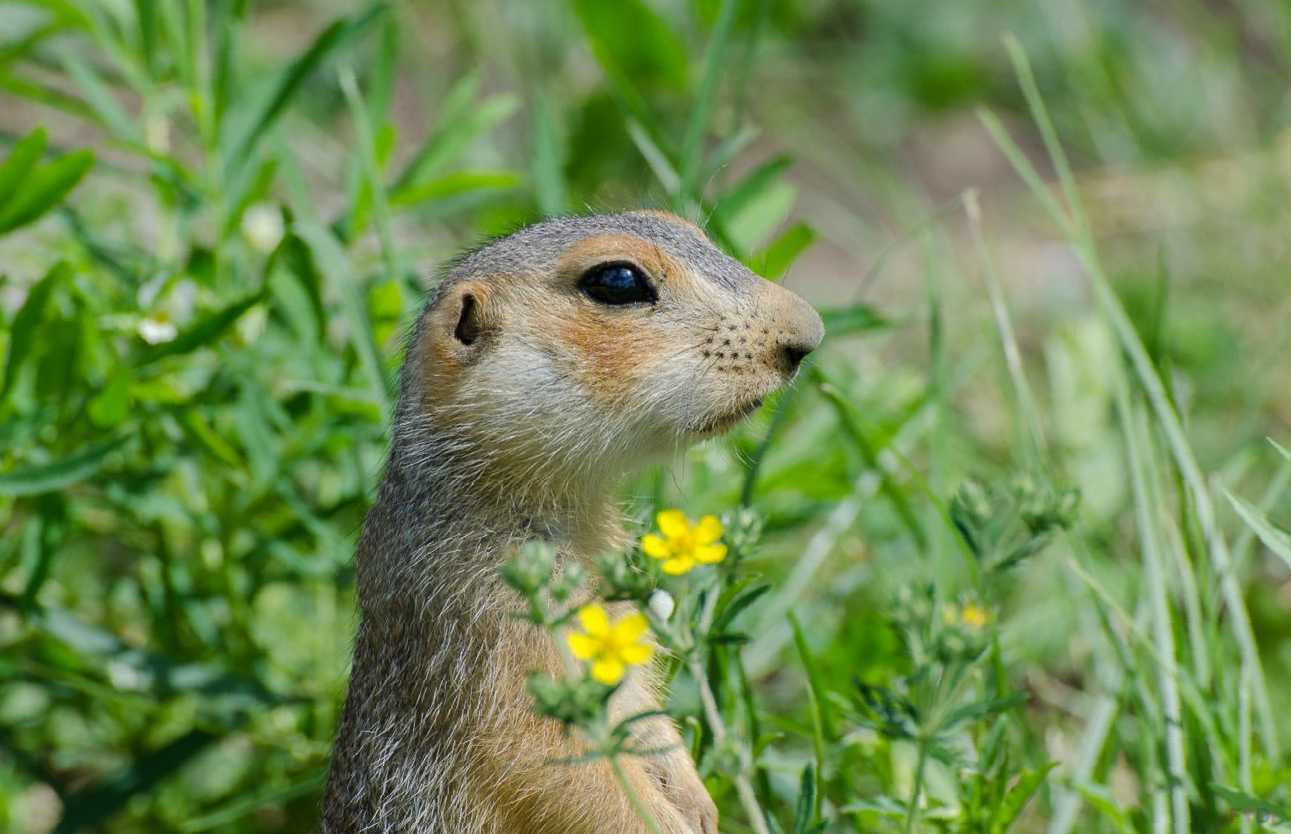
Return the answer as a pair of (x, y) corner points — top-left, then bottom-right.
(975, 33), (1281, 833)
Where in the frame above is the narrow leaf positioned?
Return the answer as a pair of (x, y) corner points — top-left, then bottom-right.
(0, 126), (46, 209)
(2, 262), (66, 401)
(0, 435), (128, 496)
(0, 149), (94, 234)
(137, 290), (266, 365)
(1225, 489), (1291, 572)
(988, 763), (1056, 834)
(222, 4), (387, 175)
(751, 222), (816, 281)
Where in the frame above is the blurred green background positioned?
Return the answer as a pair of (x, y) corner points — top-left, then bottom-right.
(1, 1), (1290, 832)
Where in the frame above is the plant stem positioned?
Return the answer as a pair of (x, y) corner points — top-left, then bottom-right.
(610, 754), (666, 834)
(689, 658), (772, 834)
(904, 737), (930, 834)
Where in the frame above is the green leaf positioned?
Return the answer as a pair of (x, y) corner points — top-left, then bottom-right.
(713, 155), (791, 230)
(750, 222), (816, 281)
(0, 149), (94, 235)
(1, 261), (66, 402)
(179, 773), (326, 833)
(791, 763), (816, 834)
(987, 763), (1056, 834)
(569, 0), (689, 93)
(1225, 489), (1291, 573)
(88, 368), (133, 427)
(221, 4), (387, 176)
(1070, 783), (1135, 834)
(789, 611), (827, 825)
(390, 170), (522, 210)
(137, 290), (266, 365)
(819, 304), (889, 338)
(0, 435), (128, 496)
(295, 222), (391, 408)
(1210, 784), (1290, 822)
(711, 582), (771, 636)
(532, 93), (567, 216)
(62, 55), (140, 144)
(133, 0), (158, 76)
(390, 93), (519, 195)
(53, 730), (221, 834)
(679, 0), (738, 201)
(939, 692), (1027, 732)
(0, 126), (46, 209)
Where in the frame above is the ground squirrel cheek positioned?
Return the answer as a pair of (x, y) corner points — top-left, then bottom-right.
(557, 311), (673, 410)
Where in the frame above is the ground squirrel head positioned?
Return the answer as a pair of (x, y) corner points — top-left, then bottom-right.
(397, 210), (823, 507)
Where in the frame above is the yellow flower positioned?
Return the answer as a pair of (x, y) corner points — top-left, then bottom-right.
(566, 604), (654, 685)
(944, 602), (991, 630)
(641, 510), (727, 575)
(960, 604), (990, 629)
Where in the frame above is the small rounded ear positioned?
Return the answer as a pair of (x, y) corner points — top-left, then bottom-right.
(454, 291), (482, 345)
(427, 282), (496, 361)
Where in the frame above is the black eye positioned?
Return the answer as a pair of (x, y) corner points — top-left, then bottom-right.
(578, 262), (657, 306)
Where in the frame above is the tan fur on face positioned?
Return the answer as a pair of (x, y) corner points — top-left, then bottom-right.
(555, 233), (686, 286)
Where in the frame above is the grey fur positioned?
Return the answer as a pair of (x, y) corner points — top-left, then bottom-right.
(322, 211), (820, 833)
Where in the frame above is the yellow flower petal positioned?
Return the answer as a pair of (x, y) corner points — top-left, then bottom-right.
(695, 543), (727, 564)
(661, 557), (694, 575)
(657, 509), (690, 539)
(641, 533), (671, 559)
(577, 604), (610, 637)
(694, 515), (723, 545)
(611, 611), (649, 643)
(566, 632), (599, 660)
(621, 642), (654, 665)
(592, 658), (626, 685)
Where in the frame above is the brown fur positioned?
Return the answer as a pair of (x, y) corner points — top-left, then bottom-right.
(322, 212), (823, 833)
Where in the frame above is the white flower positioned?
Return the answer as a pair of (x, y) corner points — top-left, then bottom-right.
(241, 203), (285, 253)
(648, 589), (675, 621)
(138, 316), (177, 344)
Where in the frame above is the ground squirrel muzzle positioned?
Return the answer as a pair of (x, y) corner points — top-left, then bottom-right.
(322, 210), (823, 834)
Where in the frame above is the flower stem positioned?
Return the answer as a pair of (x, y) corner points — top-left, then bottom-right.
(610, 754), (666, 834)
(690, 658), (772, 834)
(903, 737), (930, 834)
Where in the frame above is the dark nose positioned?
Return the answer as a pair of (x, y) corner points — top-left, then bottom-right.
(779, 341), (815, 374)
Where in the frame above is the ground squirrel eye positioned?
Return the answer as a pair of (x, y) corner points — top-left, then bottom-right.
(578, 262), (656, 306)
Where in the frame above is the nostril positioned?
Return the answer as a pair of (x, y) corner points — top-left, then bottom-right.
(779, 342), (814, 373)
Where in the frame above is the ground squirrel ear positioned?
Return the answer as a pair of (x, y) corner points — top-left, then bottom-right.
(454, 292), (481, 345)
(431, 282), (494, 360)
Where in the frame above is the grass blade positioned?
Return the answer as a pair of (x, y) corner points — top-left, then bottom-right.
(532, 93), (567, 216)
(221, 4), (387, 176)
(0, 436), (128, 496)
(679, 0), (739, 202)
(1224, 490), (1291, 572)
(987, 35), (1279, 758)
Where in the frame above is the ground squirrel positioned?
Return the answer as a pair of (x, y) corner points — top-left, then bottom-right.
(321, 210), (824, 833)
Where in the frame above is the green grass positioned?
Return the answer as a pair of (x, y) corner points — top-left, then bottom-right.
(1, 1), (1290, 832)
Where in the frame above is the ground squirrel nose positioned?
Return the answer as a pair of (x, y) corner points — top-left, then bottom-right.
(779, 340), (815, 374)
